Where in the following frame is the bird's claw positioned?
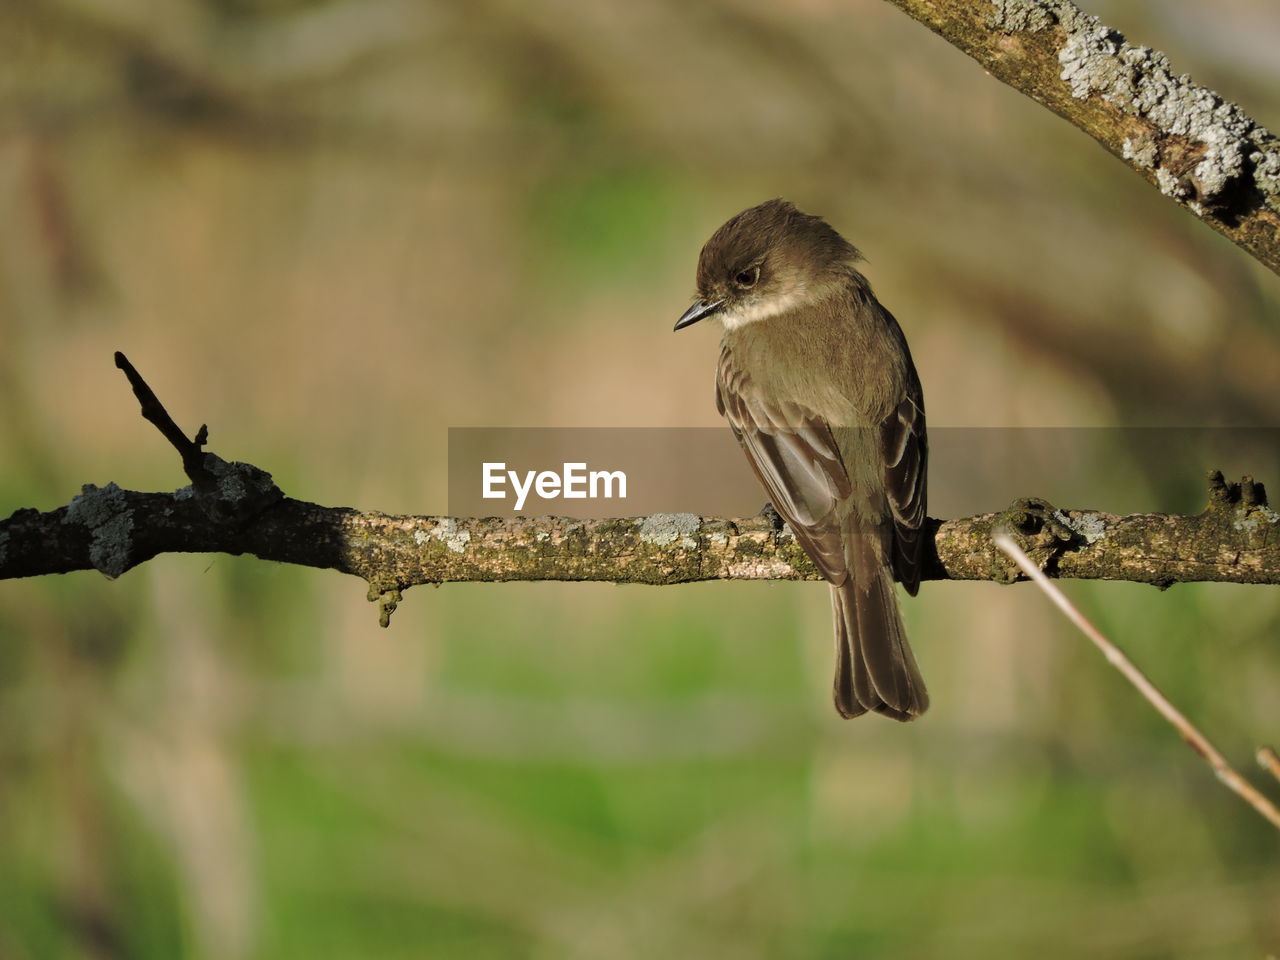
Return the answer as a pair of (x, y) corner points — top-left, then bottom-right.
(757, 501), (787, 533)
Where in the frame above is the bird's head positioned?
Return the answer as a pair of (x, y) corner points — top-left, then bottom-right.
(675, 198), (863, 332)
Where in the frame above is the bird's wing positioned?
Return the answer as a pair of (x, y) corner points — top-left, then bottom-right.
(880, 336), (928, 596)
(716, 347), (852, 584)
(718, 343), (927, 720)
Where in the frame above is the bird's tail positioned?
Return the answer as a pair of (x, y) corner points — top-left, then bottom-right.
(831, 532), (928, 721)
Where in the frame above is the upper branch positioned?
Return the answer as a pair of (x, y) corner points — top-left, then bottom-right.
(881, 0), (1280, 275)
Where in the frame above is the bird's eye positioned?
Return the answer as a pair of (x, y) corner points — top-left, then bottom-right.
(734, 266), (760, 288)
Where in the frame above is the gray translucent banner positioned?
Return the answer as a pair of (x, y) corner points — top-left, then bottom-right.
(448, 427), (1279, 518)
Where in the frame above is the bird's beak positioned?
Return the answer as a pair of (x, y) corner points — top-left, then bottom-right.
(674, 298), (724, 331)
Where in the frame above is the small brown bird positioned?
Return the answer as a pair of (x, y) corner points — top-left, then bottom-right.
(675, 199), (929, 720)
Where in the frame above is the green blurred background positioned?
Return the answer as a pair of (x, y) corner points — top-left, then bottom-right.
(2, 0), (1279, 957)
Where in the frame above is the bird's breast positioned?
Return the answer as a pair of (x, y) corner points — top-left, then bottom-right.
(719, 298), (904, 428)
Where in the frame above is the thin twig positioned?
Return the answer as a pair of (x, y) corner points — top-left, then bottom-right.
(1259, 746), (1280, 785)
(993, 531), (1280, 831)
(114, 351), (211, 485)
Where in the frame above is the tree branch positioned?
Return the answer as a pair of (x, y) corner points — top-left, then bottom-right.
(3, 356), (1277, 626)
(880, 0), (1280, 276)
(3, 478), (1277, 590)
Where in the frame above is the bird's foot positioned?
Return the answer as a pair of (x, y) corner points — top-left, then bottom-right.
(756, 501), (787, 533)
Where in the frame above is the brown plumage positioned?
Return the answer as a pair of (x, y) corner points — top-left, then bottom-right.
(675, 199), (929, 720)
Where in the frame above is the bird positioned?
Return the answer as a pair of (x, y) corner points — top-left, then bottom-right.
(674, 199), (929, 720)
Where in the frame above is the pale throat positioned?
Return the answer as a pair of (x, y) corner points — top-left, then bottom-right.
(718, 280), (838, 330)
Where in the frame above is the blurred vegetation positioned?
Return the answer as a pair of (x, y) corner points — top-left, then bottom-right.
(2, 0), (1279, 957)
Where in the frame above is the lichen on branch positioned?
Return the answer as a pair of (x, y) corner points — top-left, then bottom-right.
(883, 0), (1280, 274)
(4, 356), (1277, 626)
(3, 475), (1277, 597)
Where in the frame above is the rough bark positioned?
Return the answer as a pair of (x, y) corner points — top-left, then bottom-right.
(4, 354), (1277, 627)
(3, 474), (1276, 606)
(880, 0), (1280, 276)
